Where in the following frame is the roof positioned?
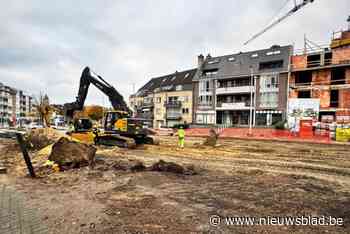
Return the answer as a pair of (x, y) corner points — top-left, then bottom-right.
(136, 68), (197, 96)
(193, 45), (292, 80)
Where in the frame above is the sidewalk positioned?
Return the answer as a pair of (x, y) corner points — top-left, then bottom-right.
(185, 128), (345, 145)
(0, 177), (47, 234)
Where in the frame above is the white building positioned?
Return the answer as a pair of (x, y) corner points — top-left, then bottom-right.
(0, 82), (34, 127)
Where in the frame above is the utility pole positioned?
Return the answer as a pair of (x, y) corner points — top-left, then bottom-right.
(249, 67), (254, 135)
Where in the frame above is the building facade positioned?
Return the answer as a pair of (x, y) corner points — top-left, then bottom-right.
(130, 69), (196, 128)
(289, 29), (350, 123)
(193, 45), (292, 127)
(0, 82), (34, 126)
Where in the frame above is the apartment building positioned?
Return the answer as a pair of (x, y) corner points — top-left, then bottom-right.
(0, 82), (34, 126)
(130, 69), (196, 128)
(289, 28), (350, 123)
(0, 83), (15, 123)
(193, 45), (292, 126)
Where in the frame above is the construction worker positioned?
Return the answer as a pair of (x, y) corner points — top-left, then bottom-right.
(68, 121), (75, 133)
(177, 126), (185, 148)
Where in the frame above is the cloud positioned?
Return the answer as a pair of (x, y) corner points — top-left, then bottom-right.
(0, 0), (349, 105)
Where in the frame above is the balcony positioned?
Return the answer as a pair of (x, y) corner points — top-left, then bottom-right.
(216, 86), (254, 95)
(166, 112), (182, 120)
(197, 102), (213, 109)
(164, 101), (182, 108)
(141, 101), (154, 109)
(216, 101), (252, 110)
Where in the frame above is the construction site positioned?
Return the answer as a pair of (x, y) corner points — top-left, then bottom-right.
(0, 130), (350, 233)
(1, 0), (350, 234)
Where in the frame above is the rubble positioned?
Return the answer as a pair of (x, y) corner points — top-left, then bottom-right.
(48, 137), (97, 170)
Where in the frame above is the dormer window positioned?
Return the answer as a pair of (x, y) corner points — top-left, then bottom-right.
(171, 76), (176, 81)
(266, 50), (281, 56)
(251, 53), (258, 58)
(184, 73), (190, 78)
(228, 57), (235, 62)
(207, 59), (219, 64)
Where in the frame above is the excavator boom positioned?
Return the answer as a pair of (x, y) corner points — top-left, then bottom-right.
(64, 67), (130, 118)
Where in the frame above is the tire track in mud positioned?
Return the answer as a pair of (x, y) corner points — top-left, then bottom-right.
(128, 146), (350, 189)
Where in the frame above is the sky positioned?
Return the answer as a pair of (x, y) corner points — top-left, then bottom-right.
(1, 0), (349, 106)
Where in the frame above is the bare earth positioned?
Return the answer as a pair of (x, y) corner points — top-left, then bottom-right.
(1, 136), (350, 234)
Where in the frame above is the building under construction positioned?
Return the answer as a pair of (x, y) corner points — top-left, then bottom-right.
(290, 27), (350, 123)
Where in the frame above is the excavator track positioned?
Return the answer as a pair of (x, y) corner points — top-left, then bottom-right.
(95, 134), (136, 149)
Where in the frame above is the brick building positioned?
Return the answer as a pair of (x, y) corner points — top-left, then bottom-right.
(289, 29), (350, 123)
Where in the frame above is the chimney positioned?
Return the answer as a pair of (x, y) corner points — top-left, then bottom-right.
(197, 54), (204, 68)
(347, 15), (350, 31)
(206, 53), (212, 59)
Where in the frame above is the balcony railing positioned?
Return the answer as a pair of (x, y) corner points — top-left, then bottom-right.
(197, 102), (213, 109)
(166, 112), (182, 120)
(216, 85), (254, 95)
(216, 101), (252, 110)
(164, 101), (182, 108)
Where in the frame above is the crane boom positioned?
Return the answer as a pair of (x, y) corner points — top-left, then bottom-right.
(244, 0), (314, 45)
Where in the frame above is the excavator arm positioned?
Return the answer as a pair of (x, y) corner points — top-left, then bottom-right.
(64, 67), (130, 118)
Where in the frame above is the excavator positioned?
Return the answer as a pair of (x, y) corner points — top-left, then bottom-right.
(64, 66), (159, 148)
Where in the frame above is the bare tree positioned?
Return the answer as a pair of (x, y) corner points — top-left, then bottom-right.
(33, 92), (52, 127)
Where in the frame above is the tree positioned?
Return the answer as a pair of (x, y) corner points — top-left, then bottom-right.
(33, 92), (53, 127)
(86, 106), (104, 121)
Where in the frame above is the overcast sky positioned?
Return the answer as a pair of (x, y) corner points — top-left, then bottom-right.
(1, 0), (349, 106)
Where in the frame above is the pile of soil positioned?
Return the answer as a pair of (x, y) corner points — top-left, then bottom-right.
(48, 137), (96, 170)
(26, 128), (63, 150)
(203, 128), (219, 146)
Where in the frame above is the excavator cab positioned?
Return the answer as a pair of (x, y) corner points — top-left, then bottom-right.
(67, 118), (96, 144)
(104, 111), (129, 132)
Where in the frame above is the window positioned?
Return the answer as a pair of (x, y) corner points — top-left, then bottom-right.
(259, 60), (283, 70)
(298, 91), (311, 98)
(156, 97), (162, 103)
(295, 71), (312, 85)
(251, 53), (258, 58)
(171, 76), (176, 81)
(331, 68), (346, 85)
(260, 93), (278, 108)
(203, 69), (218, 76)
(208, 59), (219, 64)
(182, 108), (189, 114)
(330, 90), (339, 107)
(184, 73), (190, 78)
(176, 85), (183, 91)
(266, 50), (281, 56)
(228, 57), (235, 61)
(260, 74), (279, 90)
(199, 80), (212, 92)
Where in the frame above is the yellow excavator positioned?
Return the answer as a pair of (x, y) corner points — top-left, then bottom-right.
(64, 67), (159, 148)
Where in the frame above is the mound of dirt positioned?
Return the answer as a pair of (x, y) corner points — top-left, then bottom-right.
(26, 128), (63, 150)
(112, 159), (146, 172)
(203, 128), (219, 147)
(48, 137), (96, 170)
(150, 160), (198, 175)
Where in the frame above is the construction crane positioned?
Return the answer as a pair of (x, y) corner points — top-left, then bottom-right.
(244, 0), (315, 45)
